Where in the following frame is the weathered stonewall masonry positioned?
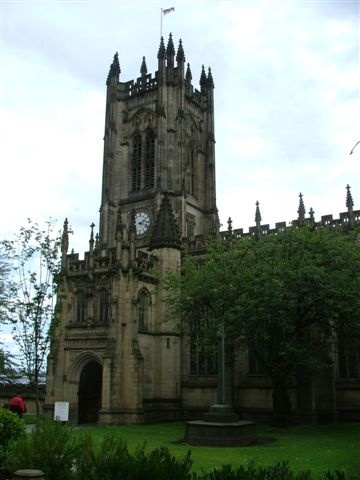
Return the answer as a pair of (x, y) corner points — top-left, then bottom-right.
(45, 35), (360, 424)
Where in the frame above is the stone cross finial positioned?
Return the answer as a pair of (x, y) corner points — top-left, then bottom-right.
(89, 222), (95, 252)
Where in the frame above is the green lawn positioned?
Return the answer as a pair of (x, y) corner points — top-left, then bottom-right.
(72, 422), (360, 479)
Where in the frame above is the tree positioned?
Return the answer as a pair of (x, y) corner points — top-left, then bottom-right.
(0, 252), (17, 376)
(1, 219), (61, 416)
(164, 226), (360, 425)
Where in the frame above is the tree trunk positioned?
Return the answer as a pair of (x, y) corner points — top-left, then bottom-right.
(272, 378), (292, 426)
(35, 382), (40, 418)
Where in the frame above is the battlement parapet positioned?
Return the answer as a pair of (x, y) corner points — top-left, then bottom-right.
(134, 250), (158, 272)
(65, 246), (157, 275)
(117, 71), (206, 110)
(218, 209), (360, 241)
(183, 235), (207, 253)
(184, 209), (360, 255)
(67, 247), (117, 273)
(65, 324), (109, 340)
(119, 73), (158, 99)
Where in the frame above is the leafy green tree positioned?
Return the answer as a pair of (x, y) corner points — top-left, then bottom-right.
(1, 219), (61, 416)
(0, 253), (17, 376)
(164, 226), (360, 425)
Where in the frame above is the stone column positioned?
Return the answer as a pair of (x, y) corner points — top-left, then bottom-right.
(101, 355), (112, 410)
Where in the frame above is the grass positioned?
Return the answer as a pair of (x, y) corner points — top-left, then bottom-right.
(72, 422), (360, 479)
(23, 413), (38, 424)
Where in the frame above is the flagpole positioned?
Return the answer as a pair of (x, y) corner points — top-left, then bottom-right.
(160, 8), (163, 38)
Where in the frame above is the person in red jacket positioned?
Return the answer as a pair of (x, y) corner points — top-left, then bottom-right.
(8, 393), (27, 418)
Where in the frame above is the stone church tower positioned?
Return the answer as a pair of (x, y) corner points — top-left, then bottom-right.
(45, 34), (218, 424)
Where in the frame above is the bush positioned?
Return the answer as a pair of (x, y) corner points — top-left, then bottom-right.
(130, 444), (193, 480)
(72, 432), (131, 480)
(3, 423), (347, 480)
(0, 408), (26, 463)
(192, 461), (346, 480)
(72, 433), (193, 480)
(5, 419), (75, 480)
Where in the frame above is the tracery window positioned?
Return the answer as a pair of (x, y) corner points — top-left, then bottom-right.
(144, 130), (155, 188)
(132, 134), (142, 191)
(138, 289), (151, 331)
(189, 149), (195, 195)
(190, 323), (217, 376)
(75, 291), (86, 323)
(186, 214), (195, 238)
(248, 345), (264, 376)
(99, 289), (109, 324)
(337, 327), (360, 380)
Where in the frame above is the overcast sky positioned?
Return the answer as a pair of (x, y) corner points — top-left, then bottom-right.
(1, 0), (359, 253)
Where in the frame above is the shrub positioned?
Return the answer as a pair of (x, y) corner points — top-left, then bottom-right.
(0, 408), (26, 463)
(192, 461), (345, 480)
(72, 432), (131, 480)
(72, 433), (193, 480)
(5, 419), (75, 480)
(130, 444), (193, 480)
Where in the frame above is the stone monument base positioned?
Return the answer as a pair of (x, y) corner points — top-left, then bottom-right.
(185, 404), (257, 446)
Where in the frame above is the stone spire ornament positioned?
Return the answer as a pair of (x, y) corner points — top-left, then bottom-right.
(255, 201), (262, 227)
(346, 184), (355, 226)
(200, 64), (207, 92)
(140, 56), (147, 76)
(297, 192), (306, 225)
(89, 222), (95, 253)
(176, 39), (185, 63)
(150, 193), (181, 250)
(207, 67), (214, 88)
(106, 52), (120, 85)
(61, 218), (69, 270)
(166, 33), (175, 64)
(157, 36), (166, 59)
(185, 63), (192, 83)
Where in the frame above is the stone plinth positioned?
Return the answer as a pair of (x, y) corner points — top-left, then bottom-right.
(12, 470), (45, 479)
(185, 404), (257, 446)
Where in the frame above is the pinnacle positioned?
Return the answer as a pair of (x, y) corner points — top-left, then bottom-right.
(166, 32), (175, 56)
(150, 194), (181, 250)
(200, 65), (207, 89)
(176, 38), (185, 63)
(185, 63), (192, 82)
(297, 192), (305, 222)
(158, 36), (166, 59)
(140, 56), (147, 76)
(255, 201), (262, 226)
(207, 67), (214, 88)
(346, 184), (354, 211)
(106, 52), (121, 85)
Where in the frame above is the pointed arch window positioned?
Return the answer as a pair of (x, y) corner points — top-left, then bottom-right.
(75, 291), (86, 323)
(189, 149), (195, 195)
(337, 325), (360, 380)
(138, 289), (151, 331)
(132, 134), (142, 191)
(190, 322), (217, 376)
(248, 344), (265, 376)
(99, 289), (110, 324)
(145, 130), (155, 188)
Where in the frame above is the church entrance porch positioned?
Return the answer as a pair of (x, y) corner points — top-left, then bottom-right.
(78, 361), (103, 424)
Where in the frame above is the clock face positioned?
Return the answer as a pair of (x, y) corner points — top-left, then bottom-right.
(135, 211), (150, 236)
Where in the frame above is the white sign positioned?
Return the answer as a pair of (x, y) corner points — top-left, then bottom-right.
(54, 401), (69, 422)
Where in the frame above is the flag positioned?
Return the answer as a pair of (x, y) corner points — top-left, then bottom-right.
(162, 7), (175, 15)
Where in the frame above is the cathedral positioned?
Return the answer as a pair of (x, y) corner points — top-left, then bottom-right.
(45, 35), (360, 424)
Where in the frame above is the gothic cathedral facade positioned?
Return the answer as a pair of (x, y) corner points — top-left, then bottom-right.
(46, 35), (218, 424)
(46, 35), (360, 424)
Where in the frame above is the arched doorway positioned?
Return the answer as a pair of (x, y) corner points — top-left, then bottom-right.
(78, 361), (103, 424)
